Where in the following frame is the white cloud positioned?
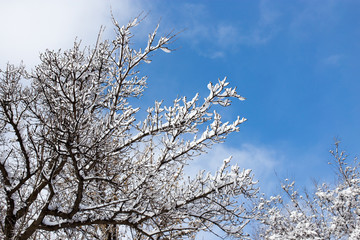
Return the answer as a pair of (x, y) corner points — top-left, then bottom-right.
(0, 0), (144, 68)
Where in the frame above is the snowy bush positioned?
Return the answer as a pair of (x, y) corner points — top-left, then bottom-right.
(256, 142), (360, 240)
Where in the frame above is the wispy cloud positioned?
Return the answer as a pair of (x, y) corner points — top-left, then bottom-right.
(322, 54), (342, 66)
(252, 0), (281, 43)
(173, 1), (281, 59)
(185, 143), (284, 194)
(259, 0), (280, 26)
(289, 0), (340, 39)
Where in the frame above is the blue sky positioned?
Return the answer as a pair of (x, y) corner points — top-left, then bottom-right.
(1, 0), (360, 237)
(137, 0), (360, 191)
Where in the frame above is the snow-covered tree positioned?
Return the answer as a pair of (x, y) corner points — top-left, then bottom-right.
(256, 141), (360, 239)
(0, 17), (258, 239)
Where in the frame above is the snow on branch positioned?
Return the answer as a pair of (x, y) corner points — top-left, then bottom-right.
(0, 16), (256, 240)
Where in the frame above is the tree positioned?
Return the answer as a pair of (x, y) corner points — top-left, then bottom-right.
(0, 17), (258, 239)
(256, 142), (360, 239)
